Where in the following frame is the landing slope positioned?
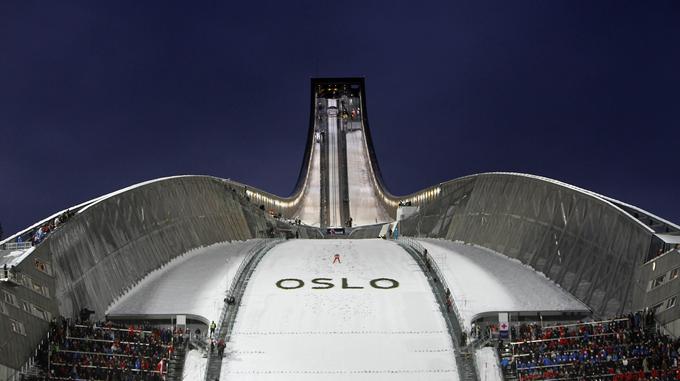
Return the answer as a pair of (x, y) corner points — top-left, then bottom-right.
(222, 239), (458, 380)
(418, 239), (590, 330)
(107, 240), (263, 323)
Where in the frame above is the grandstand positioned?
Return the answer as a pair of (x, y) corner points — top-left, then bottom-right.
(1, 78), (679, 380)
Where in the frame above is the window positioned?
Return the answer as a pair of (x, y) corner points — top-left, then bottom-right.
(10, 319), (26, 335)
(652, 274), (666, 289)
(0, 301), (7, 315)
(31, 305), (50, 321)
(671, 268), (679, 280)
(31, 281), (50, 297)
(3, 291), (17, 307)
(20, 300), (30, 313)
(667, 297), (677, 310)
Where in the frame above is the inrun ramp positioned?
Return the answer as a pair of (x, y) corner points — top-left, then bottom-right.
(221, 239), (458, 380)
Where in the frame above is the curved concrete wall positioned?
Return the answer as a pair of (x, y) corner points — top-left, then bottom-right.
(0, 176), (280, 372)
(48, 176), (275, 318)
(399, 173), (655, 317)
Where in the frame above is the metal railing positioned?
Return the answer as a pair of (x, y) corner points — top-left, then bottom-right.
(4, 242), (32, 250)
(214, 239), (281, 338)
(397, 236), (466, 334)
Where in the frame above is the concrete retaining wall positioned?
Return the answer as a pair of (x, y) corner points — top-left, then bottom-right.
(400, 173), (654, 317)
(0, 176), (280, 372)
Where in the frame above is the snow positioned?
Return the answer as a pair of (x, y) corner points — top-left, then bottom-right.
(296, 142), (322, 227)
(182, 349), (207, 381)
(0, 247), (36, 267)
(417, 239), (590, 331)
(221, 239), (458, 380)
(294, 114), (393, 228)
(475, 347), (503, 381)
(346, 130), (392, 226)
(107, 240), (263, 324)
(327, 99), (342, 227)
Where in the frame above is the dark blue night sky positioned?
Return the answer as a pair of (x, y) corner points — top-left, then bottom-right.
(1, 1), (679, 235)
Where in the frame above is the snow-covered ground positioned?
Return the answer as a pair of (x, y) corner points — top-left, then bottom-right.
(221, 239), (458, 380)
(296, 142), (321, 227)
(107, 240), (263, 324)
(346, 130), (392, 226)
(417, 239), (590, 331)
(475, 347), (503, 381)
(327, 99), (342, 227)
(182, 349), (207, 381)
(0, 247), (36, 267)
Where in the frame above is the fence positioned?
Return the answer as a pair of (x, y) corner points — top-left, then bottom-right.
(215, 239), (281, 338)
(3, 242), (32, 250)
(396, 236), (466, 335)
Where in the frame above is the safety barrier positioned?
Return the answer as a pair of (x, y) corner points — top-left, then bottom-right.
(397, 236), (466, 334)
(215, 239), (281, 338)
(4, 242), (32, 250)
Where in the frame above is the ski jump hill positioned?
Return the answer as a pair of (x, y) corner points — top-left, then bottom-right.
(1, 78), (679, 380)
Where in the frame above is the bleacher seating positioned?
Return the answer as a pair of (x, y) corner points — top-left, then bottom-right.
(43, 318), (182, 381)
(501, 311), (680, 381)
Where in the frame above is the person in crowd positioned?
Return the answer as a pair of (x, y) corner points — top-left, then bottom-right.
(217, 338), (226, 358)
(44, 318), (178, 381)
(506, 311), (680, 381)
(210, 321), (217, 337)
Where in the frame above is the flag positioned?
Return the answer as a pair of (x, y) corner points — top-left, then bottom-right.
(499, 312), (509, 339)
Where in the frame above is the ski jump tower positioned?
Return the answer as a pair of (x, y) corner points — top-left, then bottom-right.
(1, 78), (680, 379)
(271, 77), (399, 228)
(246, 78), (439, 229)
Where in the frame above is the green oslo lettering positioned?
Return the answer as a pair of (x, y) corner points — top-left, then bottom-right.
(370, 278), (399, 289)
(311, 278), (334, 289)
(276, 278), (304, 289)
(341, 277), (364, 289)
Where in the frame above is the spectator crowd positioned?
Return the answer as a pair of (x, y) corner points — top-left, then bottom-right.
(503, 311), (680, 380)
(44, 317), (182, 380)
(12, 209), (77, 247)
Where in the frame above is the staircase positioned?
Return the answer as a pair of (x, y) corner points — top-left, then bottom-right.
(398, 238), (480, 381)
(205, 349), (223, 381)
(167, 341), (188, 381)
(204, 239), (281, 381)
(19, 367), (45, 381)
